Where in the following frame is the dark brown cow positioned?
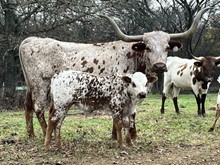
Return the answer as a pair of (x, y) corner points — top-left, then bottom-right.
(161, 56), (220, 116)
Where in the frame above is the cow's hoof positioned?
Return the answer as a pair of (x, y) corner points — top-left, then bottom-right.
(208, 128), (214, 132)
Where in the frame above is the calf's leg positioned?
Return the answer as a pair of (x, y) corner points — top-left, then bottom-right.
(209, 104), (220, 132)
(129, 112), (137, 140)
(113, 118), (123, 148)
(54, 117), (65, 150)
(45, 118), (56, 150)
(112, 113), (137, 140)
(35, 110), (47, 136)
(45, 103), (56, 150)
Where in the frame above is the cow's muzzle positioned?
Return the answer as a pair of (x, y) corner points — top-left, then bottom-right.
(138, 92), (146, 99)
(206, 77), (213, 82)
(152, 62), (167, 73)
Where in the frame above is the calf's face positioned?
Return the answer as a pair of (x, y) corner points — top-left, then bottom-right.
(122, 72), (157, 101)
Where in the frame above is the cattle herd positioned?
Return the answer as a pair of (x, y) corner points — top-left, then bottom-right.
(17, 7), (220, 150)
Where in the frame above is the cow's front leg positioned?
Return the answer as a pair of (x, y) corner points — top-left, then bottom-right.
(160, 93), (167, 114)
(201, 94), (207, 117)
(194, 94), (202, 116)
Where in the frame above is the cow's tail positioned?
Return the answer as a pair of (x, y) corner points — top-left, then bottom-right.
(19, 38), (32, 93)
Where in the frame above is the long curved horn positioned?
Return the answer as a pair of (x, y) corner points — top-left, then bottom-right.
(192, 55), (204, 61)
(99, 15), (143, 42)
(169, 7), (212, 40)
(214, 56), (220, 61)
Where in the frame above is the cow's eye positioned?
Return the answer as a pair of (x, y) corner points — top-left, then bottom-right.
(132, 82), (136, 87)
(145, 83), (148, 87)
(165, 45), (170, 51)
(146, 47), (151, 52)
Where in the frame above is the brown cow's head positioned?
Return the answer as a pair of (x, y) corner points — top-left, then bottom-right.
(193, 56), (220, 82)
(100, 7), (210, 74)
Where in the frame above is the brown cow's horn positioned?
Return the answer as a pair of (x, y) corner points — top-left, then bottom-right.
(214, 56), (220, 61)
(99, 15), (143, 42)
(192, 55), (204, 61)
(169, 7), (212, 40)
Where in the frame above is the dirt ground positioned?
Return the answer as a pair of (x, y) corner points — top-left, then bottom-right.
(1, 135), (220, 165)
(1, 106), (220, 165)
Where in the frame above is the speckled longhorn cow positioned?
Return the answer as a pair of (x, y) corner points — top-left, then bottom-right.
(160, 56), (220, 116)
(19, 8), (210, 138)
(45, 71), (157, 149)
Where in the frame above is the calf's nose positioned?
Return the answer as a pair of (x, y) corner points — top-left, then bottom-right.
(138, 92), (146, 99)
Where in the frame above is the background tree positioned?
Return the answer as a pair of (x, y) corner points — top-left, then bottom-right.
(0, 0), (219, 108)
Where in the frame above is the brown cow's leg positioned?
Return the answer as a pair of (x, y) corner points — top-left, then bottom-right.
(209, 105), (220, 132)
(201, 94), (207, 117)
(24, 91), (35, 137)
(36, 111), (47, 136)
(194, 94), (202, 116)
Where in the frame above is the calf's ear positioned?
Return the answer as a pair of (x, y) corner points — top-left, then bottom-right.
(122, 76), (132, 84)
(168, 41), (182, 52)
(132, 42), (146, 52)
(147, 75), (158, 84)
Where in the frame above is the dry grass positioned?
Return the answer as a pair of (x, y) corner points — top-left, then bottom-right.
(1, 93), (220, 165)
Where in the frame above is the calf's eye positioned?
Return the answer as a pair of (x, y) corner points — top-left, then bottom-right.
(132, 82), (136, 87)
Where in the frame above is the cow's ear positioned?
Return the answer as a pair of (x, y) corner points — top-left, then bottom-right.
(215, 61), (220, 67)
(168, 41), (182, 52)
(132, 42), (146, 52)
(122, 76), (132, 84)
(194, 61), (202, 67)
(147, 75), (158, 84)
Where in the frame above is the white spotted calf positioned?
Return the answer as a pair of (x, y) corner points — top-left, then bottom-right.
(45, 71), (157, 149)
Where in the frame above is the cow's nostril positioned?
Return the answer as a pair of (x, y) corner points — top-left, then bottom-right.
(152, 63), (167, 72)
(138, 92), (146, 99)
